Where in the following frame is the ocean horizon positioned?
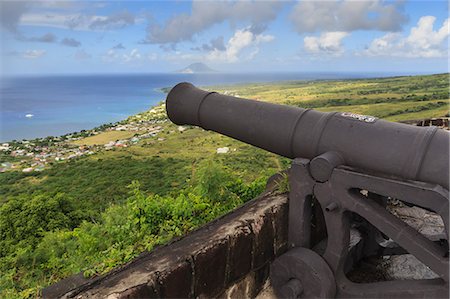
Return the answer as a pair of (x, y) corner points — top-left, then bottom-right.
(0, 71), (430, 142)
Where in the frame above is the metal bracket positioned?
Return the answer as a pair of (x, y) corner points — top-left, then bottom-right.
(277, 153), (449, 298)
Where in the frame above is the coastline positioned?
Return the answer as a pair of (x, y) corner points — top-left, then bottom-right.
(1, 73), (448, 174)
(1, 71), (427, 143)
(0, 102), (168, 173)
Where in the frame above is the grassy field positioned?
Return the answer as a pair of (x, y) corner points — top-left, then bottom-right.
(72, 130), (139, 145)
(0, 73), (449, 298)
(98, 73), (449, 170)
(208, 73), (449, 121)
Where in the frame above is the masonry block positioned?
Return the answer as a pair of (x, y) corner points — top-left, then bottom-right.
(118, 282), (160, 299)
(252, 212), (275, 269)
(272, 200), (289, 256)
(158, 260), (193, 298)
(252, 263), (270, 298)
(194, 239), (229, 298)
(219, 272), (256, 299)
(227, 225), (254, 283)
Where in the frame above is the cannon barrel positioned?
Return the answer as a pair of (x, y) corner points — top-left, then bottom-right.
(166, 82), (449, 189)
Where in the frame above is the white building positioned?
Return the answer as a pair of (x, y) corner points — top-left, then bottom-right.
(216, 147), (230, 154)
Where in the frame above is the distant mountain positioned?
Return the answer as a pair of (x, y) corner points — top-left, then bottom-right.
(178, 63), (216, 74)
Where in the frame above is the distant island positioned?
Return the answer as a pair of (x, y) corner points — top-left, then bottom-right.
(177, 62), (216, 74)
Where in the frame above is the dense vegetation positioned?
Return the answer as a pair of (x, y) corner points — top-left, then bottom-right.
(0, 73), (448, 298)
(0, 160), (270, 298)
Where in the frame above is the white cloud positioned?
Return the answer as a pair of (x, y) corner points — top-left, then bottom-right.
(406, 16), (449, 51)
(19, 13), (75, 29)
(18, 11), (138, 31)
(23, 49), (46, 59)
(103, 49), (120, 62)
(163, 51), (200, 63)
(304, 32), (349, 56)
(103, 49), (158, 64)
(0, 1), (115, 33)
(147, 53), (157, 61)
(192, 36), (226, 52)
(290, 0), (407, 33)
(64, 10), (135, 30)
(145, 0), (283, 44)
(363, 16), (449, 58)
(207, 28), (274, 62)
(123, 49), (141, 62)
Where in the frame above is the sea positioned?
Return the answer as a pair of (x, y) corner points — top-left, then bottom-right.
(0, 72), (412, 142)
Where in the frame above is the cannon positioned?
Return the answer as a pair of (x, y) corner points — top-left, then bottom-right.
(166, 82), (449, 298)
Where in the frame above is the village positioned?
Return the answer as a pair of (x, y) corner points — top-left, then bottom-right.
(0, 104), (171, 173)
(0, 100), (241, 174)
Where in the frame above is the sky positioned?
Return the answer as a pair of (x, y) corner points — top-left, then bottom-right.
(0, 0), (448, 75)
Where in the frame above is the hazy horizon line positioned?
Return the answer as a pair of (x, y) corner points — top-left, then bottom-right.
(2, 70), (447, 79)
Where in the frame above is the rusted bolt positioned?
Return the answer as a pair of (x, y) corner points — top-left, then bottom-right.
(280, 278), (303, 298)
(325, 202), (338, 212)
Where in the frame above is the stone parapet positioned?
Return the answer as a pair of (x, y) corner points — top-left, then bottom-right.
(43, 189), (288, 299)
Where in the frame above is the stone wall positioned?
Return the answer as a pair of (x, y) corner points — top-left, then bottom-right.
(43, 187), (288, 299)
(401, 117), (449, 129)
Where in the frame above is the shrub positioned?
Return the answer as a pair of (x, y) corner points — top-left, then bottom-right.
(0, 160), (268, 298)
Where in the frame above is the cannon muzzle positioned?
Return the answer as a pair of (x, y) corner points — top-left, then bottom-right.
(166, 82), (449, 189)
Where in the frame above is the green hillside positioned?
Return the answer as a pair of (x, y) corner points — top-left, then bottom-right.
(0, 73), (448, 298)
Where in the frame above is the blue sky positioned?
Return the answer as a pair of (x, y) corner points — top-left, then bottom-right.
(0, 0), (448, 75)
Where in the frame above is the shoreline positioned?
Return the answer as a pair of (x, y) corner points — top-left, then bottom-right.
(2, 72), (448, 143)
(0, 102), (168, 173)
(1, 72), (448, 174)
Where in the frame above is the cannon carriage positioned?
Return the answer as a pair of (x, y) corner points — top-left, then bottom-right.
(166, 83), (449, 298)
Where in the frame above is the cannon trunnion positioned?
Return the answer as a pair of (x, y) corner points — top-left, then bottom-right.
(166, 83), (449, 298)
